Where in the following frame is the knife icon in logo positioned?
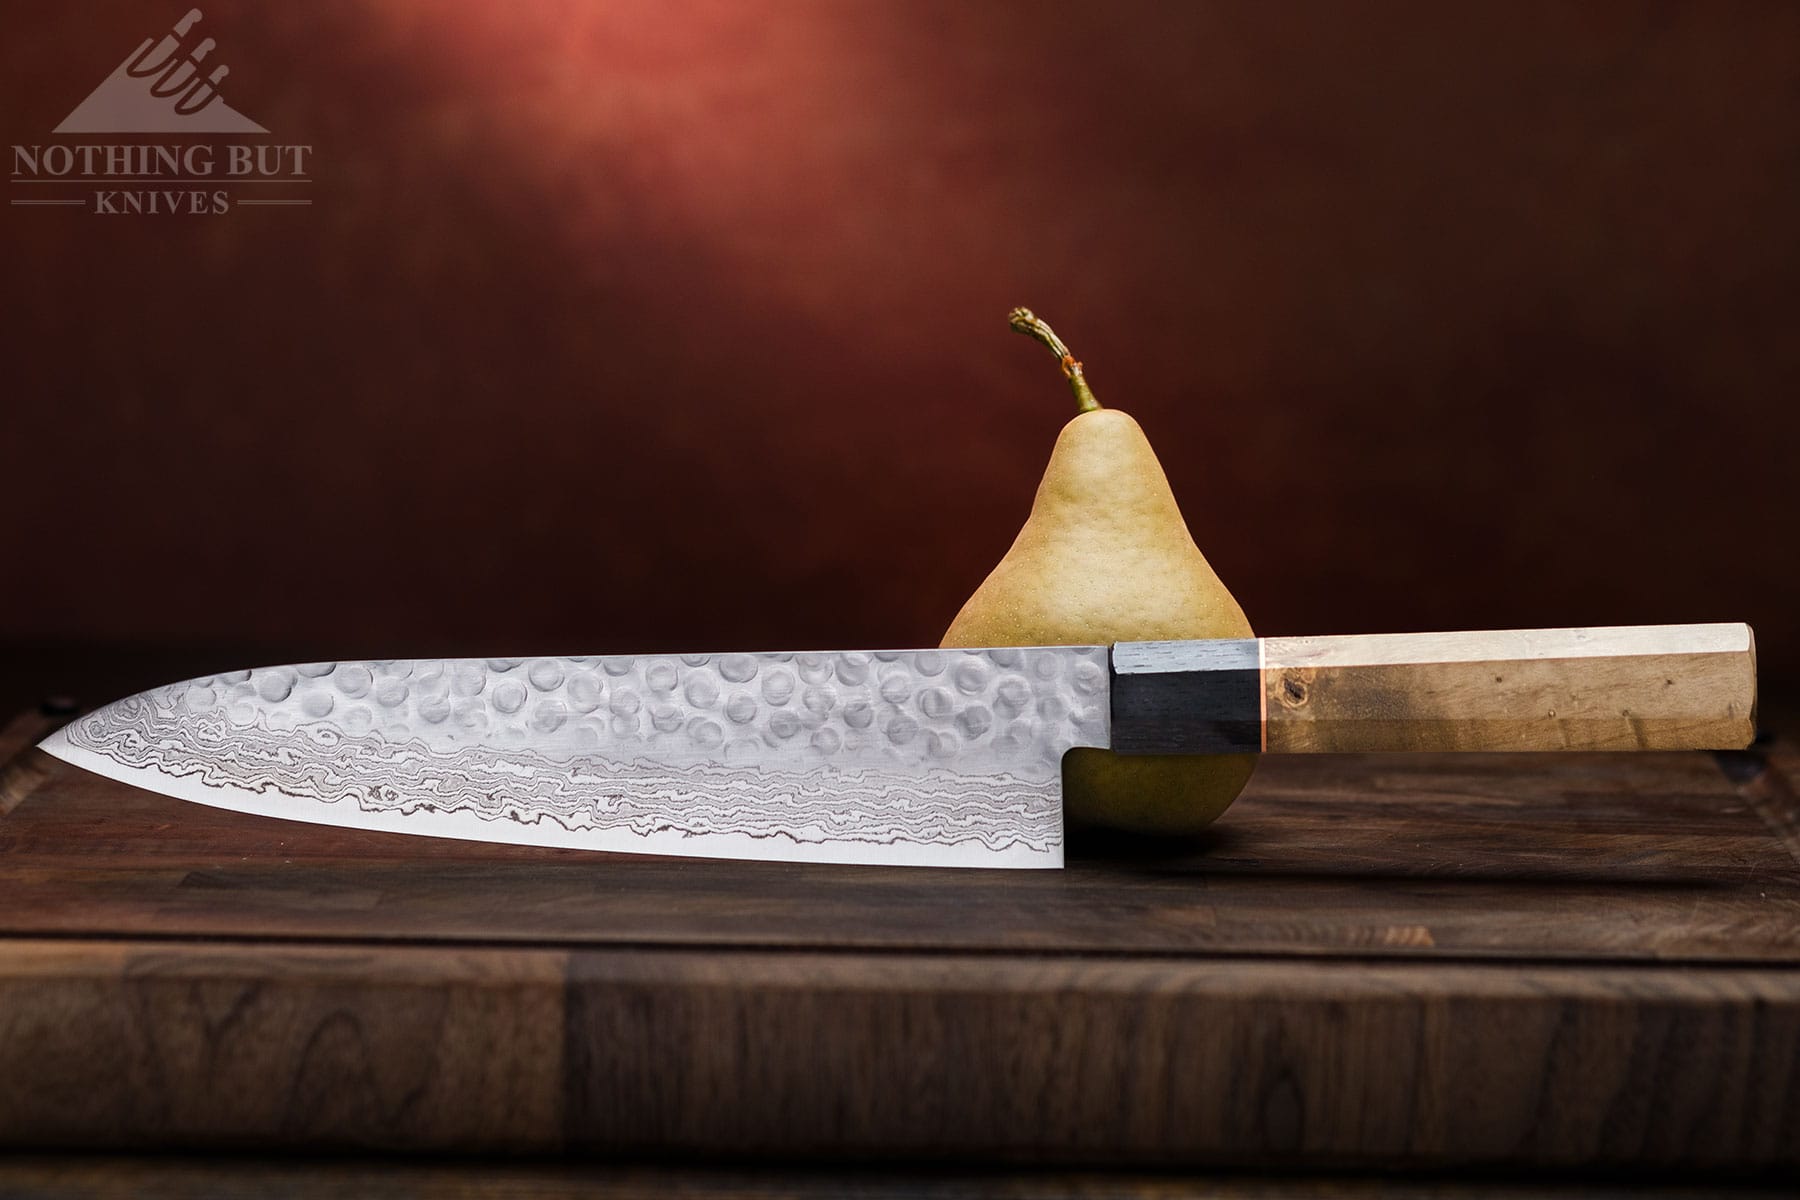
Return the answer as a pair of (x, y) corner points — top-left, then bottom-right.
(54, 8), (266, 133)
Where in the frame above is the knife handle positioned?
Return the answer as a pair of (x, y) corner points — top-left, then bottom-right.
(1109, 623), (1756, 754)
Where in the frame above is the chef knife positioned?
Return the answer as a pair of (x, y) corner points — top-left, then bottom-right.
(38, 623), (1754, 869)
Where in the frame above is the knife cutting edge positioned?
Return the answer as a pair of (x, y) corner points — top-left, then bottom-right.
(37, 623), (1755, 869)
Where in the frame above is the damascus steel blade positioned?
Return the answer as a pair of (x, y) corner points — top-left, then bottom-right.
(39, 647), (1112, 868)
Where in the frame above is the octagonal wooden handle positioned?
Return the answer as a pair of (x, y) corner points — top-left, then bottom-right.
(1111, 623), (1757, 754)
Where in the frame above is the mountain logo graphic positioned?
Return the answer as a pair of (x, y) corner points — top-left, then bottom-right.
(54, 8), (267, 134)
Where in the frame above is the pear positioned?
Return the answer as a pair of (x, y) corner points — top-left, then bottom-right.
(941, 309), (1256, 835)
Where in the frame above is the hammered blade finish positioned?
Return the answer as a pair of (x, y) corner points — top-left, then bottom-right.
(40, 647), (1112, 868)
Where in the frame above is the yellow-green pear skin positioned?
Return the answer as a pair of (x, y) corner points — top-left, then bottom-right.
(941, 408), (1256, 835)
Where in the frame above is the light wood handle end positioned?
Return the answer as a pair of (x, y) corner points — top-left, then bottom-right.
(1262, 623), (1755, 753)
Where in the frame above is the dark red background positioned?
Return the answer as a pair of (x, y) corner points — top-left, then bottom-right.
(4, 1), (1797, 704)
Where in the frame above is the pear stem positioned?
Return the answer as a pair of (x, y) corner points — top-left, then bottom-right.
(1009, 307), (1101, 413)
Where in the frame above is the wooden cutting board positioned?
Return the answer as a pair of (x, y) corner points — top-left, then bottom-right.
(2, 707), (1797, 1172)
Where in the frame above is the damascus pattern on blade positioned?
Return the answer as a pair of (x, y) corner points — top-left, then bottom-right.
(56, 648), (1110, 858)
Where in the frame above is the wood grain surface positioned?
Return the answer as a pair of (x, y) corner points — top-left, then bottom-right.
(2, 717), (1798, 1170)
(4, 741), (1794, 962)
(0, 1157), (1792, 1200)
(3, 938), (1796, 1168)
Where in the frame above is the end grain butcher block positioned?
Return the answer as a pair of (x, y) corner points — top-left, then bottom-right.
(1, 708), (1798, 1172)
